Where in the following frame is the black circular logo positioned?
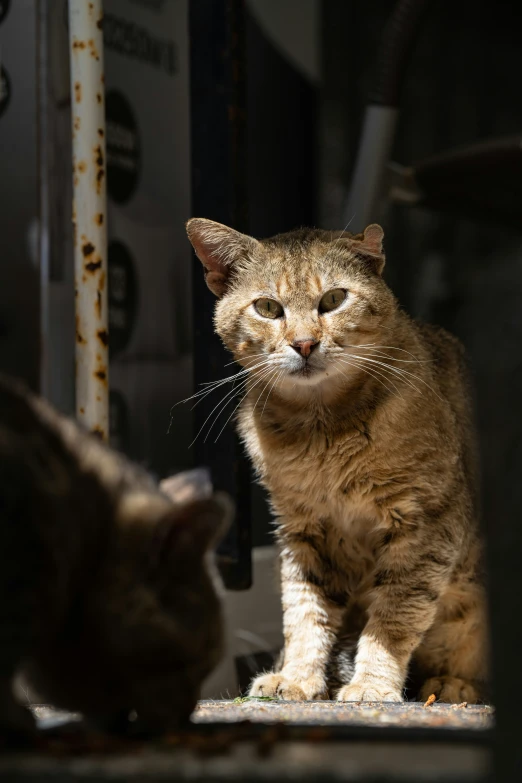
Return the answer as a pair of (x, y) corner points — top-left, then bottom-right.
(108, 240), (138, 357)
(0, 0), (10, 25)
(0, 67), (11, 118)
(105, 91), (141, 204)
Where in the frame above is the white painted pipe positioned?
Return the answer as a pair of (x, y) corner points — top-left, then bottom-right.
(68, 0), (108, 440)
(343, 105), (398, 234)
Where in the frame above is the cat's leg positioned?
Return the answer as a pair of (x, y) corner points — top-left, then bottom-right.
(415, 576), (488, 704)
(249, 547), (344, 700)
(337, 517), (456, 703)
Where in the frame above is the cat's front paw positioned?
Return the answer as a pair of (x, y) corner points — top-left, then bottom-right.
(337, 680), (402, 703)
(419, 676), (480, 704)
(249, 672), (327, 701)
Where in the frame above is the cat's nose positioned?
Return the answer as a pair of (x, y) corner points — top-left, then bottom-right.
(290, 339), (319, 358)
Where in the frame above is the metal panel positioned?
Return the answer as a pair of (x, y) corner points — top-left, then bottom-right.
(189, 0), (252, 590)
(0, 0), (40, 390)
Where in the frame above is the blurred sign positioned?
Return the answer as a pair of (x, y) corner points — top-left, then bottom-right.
(108, 239), (138, 357)
(0, 66), (10, 118)
(106, 89), (141, 204)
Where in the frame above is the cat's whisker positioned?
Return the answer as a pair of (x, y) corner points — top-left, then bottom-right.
(348, 354), (442, 399)
(224, 352), (270, 368)
(177, 360), (273, 411)
(190, 366), (274, 447)
(250, 368), (280, 420)
(261, 369), (285, 418)
(335, 357), (401, 398)
(213, 367), (277, 444)
(190, 362), (275, 411)
(334, 357), (397, 398)
(202, 369), (274, 443)
(348, 343), (424, 362)
(323, 215), (356, 265)
(352, 348), (432, 365)
(347, 355), (423, 395)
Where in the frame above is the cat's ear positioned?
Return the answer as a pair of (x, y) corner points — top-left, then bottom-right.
(186, 218), (258, 297)
(350, 224), (385, 276)
(160, 468), (212, 506)
(152, 493), (233, 568)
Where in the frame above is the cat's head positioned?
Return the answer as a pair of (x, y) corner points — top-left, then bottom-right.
(46, 472), (232, 735)
(187, 219), (397, 397)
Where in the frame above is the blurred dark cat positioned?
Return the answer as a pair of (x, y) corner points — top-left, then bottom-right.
(0, 375), (232, 739)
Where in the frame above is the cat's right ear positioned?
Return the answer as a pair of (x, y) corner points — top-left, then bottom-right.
(186, 218), (258, 297)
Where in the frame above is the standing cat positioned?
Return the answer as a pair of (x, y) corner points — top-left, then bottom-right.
(187, 218), (488, 704)
(0, 375), (231, 738)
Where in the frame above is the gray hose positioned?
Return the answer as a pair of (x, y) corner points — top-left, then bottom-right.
(369, 0), (431, 108)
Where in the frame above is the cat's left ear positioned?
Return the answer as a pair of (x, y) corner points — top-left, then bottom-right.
(186, 218), (259, 297)
(351, 224), (385, 276)
(152, 494), (233, 568)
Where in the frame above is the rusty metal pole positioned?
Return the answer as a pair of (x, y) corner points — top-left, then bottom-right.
(68, 0), (108, 439)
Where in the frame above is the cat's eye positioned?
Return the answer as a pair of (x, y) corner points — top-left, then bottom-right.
(319, 288), (346, 313)
(254, 298), (284, 319)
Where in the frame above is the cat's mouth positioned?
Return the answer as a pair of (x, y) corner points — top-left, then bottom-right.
(288, 362), (318, 379)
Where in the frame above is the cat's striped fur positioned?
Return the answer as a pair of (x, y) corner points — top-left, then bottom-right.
(188, 218), (488, 704)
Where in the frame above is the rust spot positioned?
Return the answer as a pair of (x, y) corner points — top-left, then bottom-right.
(101, 73), (105, 84)
(75, 315), (86, 345)
(94, 145), (104, 168)
(97, 329), (109, 347)
(95, 369), (107, 382)
(74, 116), (81, 131)
(82, 275), (87, 284)
(95, 290), (102, 318)
(77, 160), (87, 174)
(97, 15), (104, 30)
(99, 271), (106, 292)
(82, 242), (95, 258)
(98, 128), (105, 138)
(74, 175), (79, 187)
(88, 39), (100, 61)
(96, 396), (101, 402)
(96, 168), (105, 194)
(73, 40), (86, 50)
(89, 2), (94, 10)
(91, 426), (105, 440)
(85, 259), (102, 273)
(74, 82), (82, 103)
(95, 213), (104, 226)
(79, 407), (85, 415)
(96, 93), (102, 104)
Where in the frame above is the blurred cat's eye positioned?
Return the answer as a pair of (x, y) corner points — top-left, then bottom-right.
(319, 288), (346, 313)
(254, 298), (284, 319)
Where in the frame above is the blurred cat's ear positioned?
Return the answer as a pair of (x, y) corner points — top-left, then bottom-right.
(350, 224), (385, 276)
(186, 218), (259, 297)
(152, 493), (233, 568)
(160, 468), (213, 506)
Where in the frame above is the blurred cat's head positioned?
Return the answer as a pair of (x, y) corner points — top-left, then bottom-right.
(187, 219), (397, 398)
(33, 471), (231, 735)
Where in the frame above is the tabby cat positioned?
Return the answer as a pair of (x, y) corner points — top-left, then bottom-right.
(187, 218), (487, 704)
(0, 375), (231, 737)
